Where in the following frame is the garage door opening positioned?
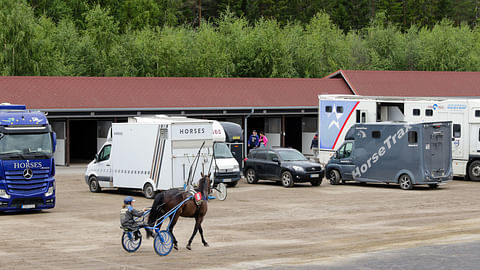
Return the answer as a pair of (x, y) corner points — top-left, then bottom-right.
(285, 117), (302, 151)
(69, 120), (97, 164)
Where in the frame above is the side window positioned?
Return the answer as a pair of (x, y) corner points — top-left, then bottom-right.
(337, 144), (346, 159)
(98, 145), (111, 162)
(267, 152), (278, 161)
(478, 128), (480, 142)
(344, 142), (353, 158)
(476, 110), (480, 118)
(408, 131), (418, 144)
(325, 106), (332, 113)
(413, 109), (420, 116)
(372, 131), (381, 138)
(425, 109), (433, 117)
(337, 106), (344, 113)
(453, 124), (461, 138)
(256, 151), (267, 160)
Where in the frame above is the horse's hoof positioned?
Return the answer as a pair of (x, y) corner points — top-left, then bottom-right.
(174, 244), (178, 250)
(186, 245), (191, 250)
(203, 242), (209, 247)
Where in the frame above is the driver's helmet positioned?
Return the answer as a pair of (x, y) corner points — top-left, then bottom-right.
(124, 196), (135, 204)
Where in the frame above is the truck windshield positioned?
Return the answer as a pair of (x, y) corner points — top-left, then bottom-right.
(0, 133), (53, 158)
(214, 143), (234, 159)
(277, 150), (308, 161)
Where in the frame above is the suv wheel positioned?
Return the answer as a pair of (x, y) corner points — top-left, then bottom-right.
(281, 171), (294, 187)
(246, 169), (258, 184)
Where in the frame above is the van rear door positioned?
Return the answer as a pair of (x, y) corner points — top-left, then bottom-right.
(423, 123), (451, 178)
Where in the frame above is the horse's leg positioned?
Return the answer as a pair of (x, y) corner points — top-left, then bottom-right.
(187, 216), (204, 250)
(198, 218), (209, 247)
(168, 214), (180, 250)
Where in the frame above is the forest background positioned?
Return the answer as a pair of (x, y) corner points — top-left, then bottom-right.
(2, 0), (480, 77)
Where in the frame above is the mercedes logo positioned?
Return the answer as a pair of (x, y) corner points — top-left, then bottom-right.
(23, 168), (33, 179)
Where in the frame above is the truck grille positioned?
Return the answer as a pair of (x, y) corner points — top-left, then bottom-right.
(4, 168), (50, 195)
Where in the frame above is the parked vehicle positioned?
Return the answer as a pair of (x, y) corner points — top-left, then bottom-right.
(85, 116), (216, 199)
(318, 94), (480, 180)
(0, 104), (56, 211)
(325, 122), (452, 190)
(244, 148), (324, 187)
(212, 121), (241, 187)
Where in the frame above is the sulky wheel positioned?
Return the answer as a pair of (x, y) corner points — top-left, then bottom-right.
(154, 230), (174, 256)
(215, 183), (227, 201)
(121, 231), (142, 253)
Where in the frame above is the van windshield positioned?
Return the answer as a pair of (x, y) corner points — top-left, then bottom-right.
(277, 149), (307, 161)
(214, 143), (234, 159)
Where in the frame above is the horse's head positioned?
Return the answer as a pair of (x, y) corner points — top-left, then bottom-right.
(199, 172), (211, 199)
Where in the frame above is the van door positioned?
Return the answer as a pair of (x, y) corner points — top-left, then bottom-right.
(424, 125), (449, 178)
(337, 142), (355, 180)
(95, 144), (113, 184)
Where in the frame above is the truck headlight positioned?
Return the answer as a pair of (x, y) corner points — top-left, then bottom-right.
(233, 164), (240, 171)
(293, 166), (304, 172)
(45, 183), (55, 197)
(0, 189), (10, 199)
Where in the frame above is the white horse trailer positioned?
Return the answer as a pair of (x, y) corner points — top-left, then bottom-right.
(85, 116), (216, 198)
(318, 95), (480, 180)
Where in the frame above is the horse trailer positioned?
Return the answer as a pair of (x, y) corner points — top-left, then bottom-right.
(326, 122), (453, 190)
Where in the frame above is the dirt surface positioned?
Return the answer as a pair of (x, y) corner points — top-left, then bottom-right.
(2, 166), (480, 270)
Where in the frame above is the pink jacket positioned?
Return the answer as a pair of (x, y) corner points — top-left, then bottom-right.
(260, 135), (268, 146)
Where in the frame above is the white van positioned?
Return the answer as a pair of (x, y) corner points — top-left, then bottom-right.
(85, 117), (216, 198)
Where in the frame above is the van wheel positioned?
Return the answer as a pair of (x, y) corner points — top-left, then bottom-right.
(399, 174), (413, 190)
(246, 169), (258, 184)
(143, 183), (155, 199)
(329, 170), (341, 185)
(468, 161), (480, 181)
(89, 176), (101, 193)
(281, 171), (294, 187)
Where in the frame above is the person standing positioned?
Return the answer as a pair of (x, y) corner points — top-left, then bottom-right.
(247, 130), (259, 152)
(310, 133), (319, 161)
(259, 131), (268, 148)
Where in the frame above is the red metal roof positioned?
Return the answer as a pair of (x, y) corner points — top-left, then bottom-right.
(0, 76), (351, 110)
(328, 70), (480, 97)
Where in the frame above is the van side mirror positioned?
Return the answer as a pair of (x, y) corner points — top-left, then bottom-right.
(272, 157), (279, 163)
(95, 154), (99, 162)
(452, 137), (455, 141)
(52, 132), (57, 153)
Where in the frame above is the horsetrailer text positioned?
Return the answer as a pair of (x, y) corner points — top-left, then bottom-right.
(179, 127), (205, 135)
(352, 126), (412, 178)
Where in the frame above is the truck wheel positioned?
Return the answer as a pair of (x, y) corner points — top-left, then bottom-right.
(89, 176), (101, 193)
(399, 174), (413, 190)
(281, 171), (294, 187)
(310, 178), (322, 186)
(329, 170), (341, 185)
(143, 183), (155, 199)
(246, 169), (258, 184)
(468, 161), (480, 181)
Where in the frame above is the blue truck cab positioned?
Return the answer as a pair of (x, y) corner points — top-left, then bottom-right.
(0, 104), (56, 211)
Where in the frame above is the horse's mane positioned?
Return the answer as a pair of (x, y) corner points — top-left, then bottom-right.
(196, 174), (210, 200)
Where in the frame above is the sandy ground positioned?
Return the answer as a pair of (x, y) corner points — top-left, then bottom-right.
(2, 166), (480, 270)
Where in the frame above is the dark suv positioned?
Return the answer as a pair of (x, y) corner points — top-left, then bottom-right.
(244, 148), (324, 187)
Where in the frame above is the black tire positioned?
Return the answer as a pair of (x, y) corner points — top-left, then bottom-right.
(428, 184), (439, 189)
(310, 178), (322, 186)
(227, 181), (238, 187)
(143, 183), (155, 199)
(399, 174), (413, 190)
(281, 171), (294, 187)
(88, 176), (101, 193)
(468, 160), (480, 181)
(328, 170), (341, 185)
(246, 169), (258, 184)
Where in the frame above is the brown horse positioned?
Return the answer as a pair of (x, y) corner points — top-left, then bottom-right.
(148, 173), (211, 250)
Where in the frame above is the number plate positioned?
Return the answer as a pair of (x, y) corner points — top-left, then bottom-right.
(222, 179), (232, 183)
(310, 174), (320, 178)
(22, 204), (35, 209)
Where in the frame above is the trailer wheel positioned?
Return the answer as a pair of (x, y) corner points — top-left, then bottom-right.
(468, 160), (480, 181)
(328, 170), (341, 185)
(246, 169), (258, 184)
(281, 171), (294, 187)
(399, 174), (413, 190)
(88, 176), (101, 193)
(143, 183), (155, 199)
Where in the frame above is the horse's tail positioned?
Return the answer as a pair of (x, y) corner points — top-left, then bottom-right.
(148, 191), (165, 227)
